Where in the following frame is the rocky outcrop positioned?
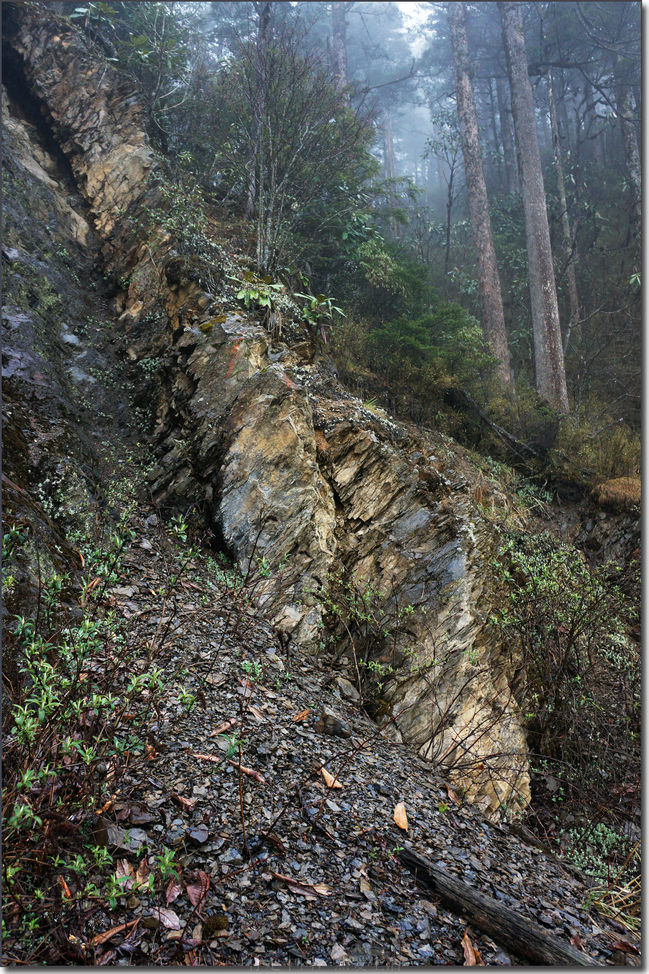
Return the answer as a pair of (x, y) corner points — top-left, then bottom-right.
(4, 3), (529, 815)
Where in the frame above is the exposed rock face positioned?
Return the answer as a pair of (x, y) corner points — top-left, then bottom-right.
(4, 4), (154, 253)
(5, 3), (530, 814)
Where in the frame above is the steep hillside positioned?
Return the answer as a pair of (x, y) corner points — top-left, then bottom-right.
(1, 4), (639, 966)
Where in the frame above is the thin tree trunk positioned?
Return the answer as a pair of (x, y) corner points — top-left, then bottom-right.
(245, 1), (273, 220)
(383, 108), (398, 236)
(548, 68), (579, 352)
(331, 2), (349, 98)
(499, 1), (569, 412)
(444, 162), (454, 284)
(448, 2), (511, 384)
(496, 74), (518, 194)
(615, 79), (641, 262)
(487, 78), (503, 188)
(583, 81), (604, 169)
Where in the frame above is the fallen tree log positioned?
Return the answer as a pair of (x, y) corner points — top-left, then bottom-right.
(398, 845), (598, 966)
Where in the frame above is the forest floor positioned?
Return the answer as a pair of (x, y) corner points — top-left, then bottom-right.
(25, 489), (635, 967)
(1, 103), (640, 964)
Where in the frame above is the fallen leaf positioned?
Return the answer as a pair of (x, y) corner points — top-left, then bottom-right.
(172, 793), (198, 812)
(97, 949), (117, 965)
(115, 859), (134, 891)
(166, 878), (183, 906)
(321, 766), (343, 789)
(209, 718), (237, 737)
(135, 858), (150, 888)
(293, 708), (310, 722)
(228, 760), (265, 783)
(248, 705), (266, 722)
(610, 940), (640, 956)
(191, 751), (222, 764)
(393, 802), (409, 832)
(271, 871), (331, 897)
(90, 919), (138, 947)
(152, 907), (181, 930)
(462, 930), (485, 965)
(181, 580), (203, 592)
(445, 783), (460, 805)
(186, 870), (210, 909)
(57, 875), (72, 900)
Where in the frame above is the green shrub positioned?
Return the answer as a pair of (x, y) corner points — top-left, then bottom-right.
(491, 532), (640, 804)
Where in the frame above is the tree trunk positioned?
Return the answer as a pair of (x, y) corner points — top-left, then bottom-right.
(398, 846), (596, 967)
(448, 2), (511, 384)
(331, 2), (349, 98)
(496, 74), (518, 194)
(499, 1), (569, 412)
(383, 108), (398, 236)
(548, 68), (579, 352)
(583, 81), (604, 169)
(487, 78), (503, 188)
(615, 79), (641, 263)
(245, 1), (273, 220)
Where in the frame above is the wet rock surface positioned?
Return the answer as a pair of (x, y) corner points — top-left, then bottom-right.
(46, 509), (625, 967)
(4, 1), (529, 811)
(2, 7), (640, 966)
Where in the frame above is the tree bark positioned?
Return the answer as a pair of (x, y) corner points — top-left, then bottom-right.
(548, 68), (579, 352)
(499, 1), (569, 412)
(398, 846), (596, 967)
(245, 1), (273, 220)
(448, 2), (511, 384)
(496, 74), (518, 194)
(331, 2), (349, 98)
(383, 107), (398, 236)
(615, 80), (641, 263)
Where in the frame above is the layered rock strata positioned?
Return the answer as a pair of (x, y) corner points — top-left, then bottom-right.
(5, 3), (529, 814)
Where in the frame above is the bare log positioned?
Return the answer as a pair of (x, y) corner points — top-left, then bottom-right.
(398, 845), (598, 966)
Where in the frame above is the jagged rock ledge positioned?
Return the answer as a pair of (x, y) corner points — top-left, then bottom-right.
(5, 2), (529, 815)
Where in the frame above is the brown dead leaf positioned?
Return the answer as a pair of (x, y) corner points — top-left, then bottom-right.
(462, 930), (484, 966)
(97, 949), (117, 965)
(166, 878), (183, 906)
(172, 793), (197, 812)
(610, 940), (640, 956)
(271, 871), (332, 898)
(393, 802), (409, 832)
(135, 858), (150, 888)
(115, 859), (134, 891)
(90, 919), (138, 947)
(181, 580), (203, 592)
(292, 708), (310, 722)
(152, 907), (181, 930)
(227, 760), (265, 783)
(445, 783), (460, 805)
(191, 751), (222, 764)
(186, 870), (210, 910)
(57, 875), (72, 900)
(321, 766), (343, 789)
(209, 718), (237, 737)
